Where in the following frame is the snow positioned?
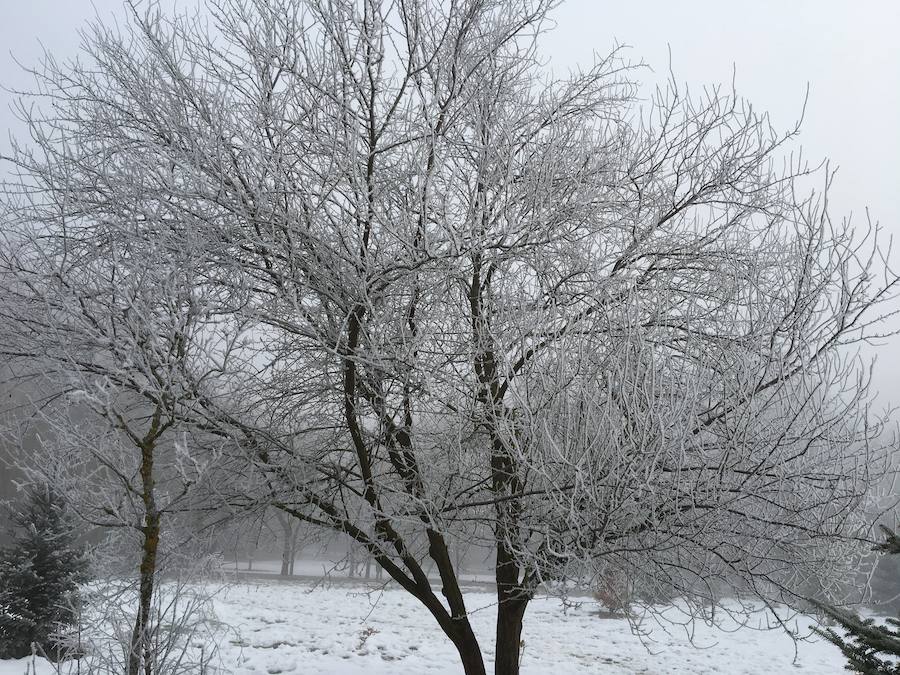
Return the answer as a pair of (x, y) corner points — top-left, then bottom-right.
(0, 574), (851, 674)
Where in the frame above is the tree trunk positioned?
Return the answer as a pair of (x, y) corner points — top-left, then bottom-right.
(452, 628), (487, 675)
(128, 511), (160, 675)
(494, 599), (527, 675)
(248, 518), (262, 571)
(280, 525), (292, 577)
(128, 426), (162, 675)
(277, 513), (294, 577)
(493, 531), (531, 675)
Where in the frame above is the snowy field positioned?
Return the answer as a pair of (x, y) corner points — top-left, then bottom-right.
(1, 573), (851, 674)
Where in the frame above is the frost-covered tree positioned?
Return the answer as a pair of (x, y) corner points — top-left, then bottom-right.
(0, 484), (89, 660)
(0, 207), (235, 674)
(0, 1), (898, 674)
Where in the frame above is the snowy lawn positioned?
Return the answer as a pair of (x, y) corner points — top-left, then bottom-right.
(1, 575), (851, 674)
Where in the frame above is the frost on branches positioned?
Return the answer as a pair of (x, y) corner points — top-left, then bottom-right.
(0, 1), (897, 674)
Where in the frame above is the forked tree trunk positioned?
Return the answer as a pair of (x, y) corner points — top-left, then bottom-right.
(277, 513), (296, 577)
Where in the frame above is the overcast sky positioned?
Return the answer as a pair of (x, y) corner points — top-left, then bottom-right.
(1, 0), (898, 400)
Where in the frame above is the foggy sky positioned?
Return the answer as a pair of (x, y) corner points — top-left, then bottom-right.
(2, 0), (898, 402)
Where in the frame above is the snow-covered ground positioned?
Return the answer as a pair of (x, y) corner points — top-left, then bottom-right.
(0, 574), (851, 674)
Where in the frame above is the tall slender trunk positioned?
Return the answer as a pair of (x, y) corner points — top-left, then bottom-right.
(128, 426), (162, 675)
(280, 526), (292, 577)
(128, 511), (160, 675)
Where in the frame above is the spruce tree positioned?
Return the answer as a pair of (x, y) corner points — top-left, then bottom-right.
(0, 485), (89, 660)
(814, 526), (900, 674)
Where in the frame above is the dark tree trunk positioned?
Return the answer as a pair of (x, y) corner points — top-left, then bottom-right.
(468, 251), (533, 674)
(128, 511), (160, 675)
(493, 534), (532, 675)
(451, 627), (487, 675)
(494, 598), (527, 675)
(128, 425), (162, 675)
(420, 595), (485, 675)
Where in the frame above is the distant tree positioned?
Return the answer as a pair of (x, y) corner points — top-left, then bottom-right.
(815, 527), (900, 674)
(275, 511), (302, 577)
(0, 484), (89, 660)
